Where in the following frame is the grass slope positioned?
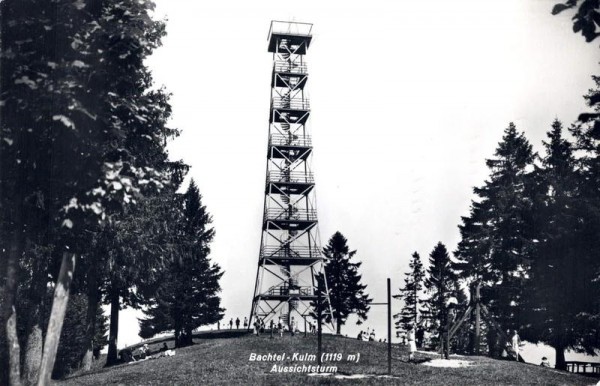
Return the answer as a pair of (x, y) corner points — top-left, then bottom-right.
(58, 334), (596, 385)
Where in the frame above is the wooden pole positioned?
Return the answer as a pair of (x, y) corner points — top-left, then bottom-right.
(317, 284), (322, 365)
(387, 278), (392, 375)
(474, 282), (481, 355)
(37, 252), (76, 386)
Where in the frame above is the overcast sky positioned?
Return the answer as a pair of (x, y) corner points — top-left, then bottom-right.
(115, 0), (600, 348)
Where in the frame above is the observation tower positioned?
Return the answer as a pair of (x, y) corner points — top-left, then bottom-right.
(249, 21), (333, 331)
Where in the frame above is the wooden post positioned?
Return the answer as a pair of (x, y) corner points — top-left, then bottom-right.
(317, 283), (322, 366)
(387, 278), (392, 375)
(37, 252), (76, 386)
(304, 318), (307, 337)
(474, 282), (481, 355)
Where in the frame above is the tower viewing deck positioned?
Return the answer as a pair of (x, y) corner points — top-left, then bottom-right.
(267, 21), (313, 54)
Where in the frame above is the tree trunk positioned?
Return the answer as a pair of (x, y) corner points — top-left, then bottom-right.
(336, 318), (341, 335)
(5, 306), (22, 386)
(3, 220), (24, 386)
(105, 289), (120, 366)
(23, 324), (43, 386)
(174, 328), (181, 348)
(555, 345), (566, 370)
(36, 251), (76, 386)
(474, 284), (481, 355)
(80, 261), (99, 371)
(23, 254), (48, 386)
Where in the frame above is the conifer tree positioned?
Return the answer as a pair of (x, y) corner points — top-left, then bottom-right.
(550, 6), (600, 358)
(394, 252), (425, 332)
(455, 123), (536, 353)
(139, 180), (224, 347)
(316, 232), (372, 334)
(568, 78), (600, 357)
(423, 243), (458, 340)
(522, 119), (588, 369)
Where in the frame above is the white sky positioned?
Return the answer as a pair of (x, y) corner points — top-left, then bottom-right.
(115, 0), (600, 349)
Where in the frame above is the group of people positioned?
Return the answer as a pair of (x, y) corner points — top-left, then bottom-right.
(250, 315), (319, 337)
(356, 327), (377, 342)
(119, 342), (175, 364)
(501, 329), (524, 361)
(226, 316), (248, 330)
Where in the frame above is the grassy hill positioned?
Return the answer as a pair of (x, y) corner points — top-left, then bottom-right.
(58, 333), (596, 385)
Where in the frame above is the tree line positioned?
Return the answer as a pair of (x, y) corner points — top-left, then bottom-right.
(396, 115), (600, 369)
(0, 1), (223, 385)
(395, 2), (600, 370)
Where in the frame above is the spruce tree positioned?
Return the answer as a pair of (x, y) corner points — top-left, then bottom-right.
(455, 123), (536, 353)
(423, 243), (458, 341)
(570, 78), (600, 357)
(393, 252), (425, 332)
(522, 119), (588, 369)
(139, 180), (224, 347)
(316, 232), (372, 334)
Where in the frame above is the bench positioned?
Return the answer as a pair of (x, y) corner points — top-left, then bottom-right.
(565, 360), (600, 374)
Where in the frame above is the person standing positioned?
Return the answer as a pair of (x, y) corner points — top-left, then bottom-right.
(235, 317), (240, 329)
(407, 325), (417, 362)
(511, 330), (521, 361)
(416, 326), (425, 349)
(244, 317), (248, 328)
(229, 318), (233, 329)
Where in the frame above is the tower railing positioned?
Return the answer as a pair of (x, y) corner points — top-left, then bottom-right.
(265, 285), (314, 297)
(261, 245), (322, 259)
(269, 133), (312, 147)
(273, 61), (308, 75)
(272, 97), (310, 110)
(268, 21), (313, 39)
(267, 170), (314, 184)
(264, 208), (317, 222)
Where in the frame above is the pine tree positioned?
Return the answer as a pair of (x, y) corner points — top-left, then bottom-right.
(316, 232), (372, 334)
(393, 252), (425, 332)
(455, 123), (536, 353)
(139, 180), (224, 347)
(423, 243), (458, 341)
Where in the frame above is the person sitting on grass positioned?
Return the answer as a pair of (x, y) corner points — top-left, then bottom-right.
(120, 348), (136, 363)
(138, 344), (150, 360)
(540, 357), (551, 367)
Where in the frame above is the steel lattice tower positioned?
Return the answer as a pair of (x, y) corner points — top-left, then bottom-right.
(250, 21), (333, 331)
